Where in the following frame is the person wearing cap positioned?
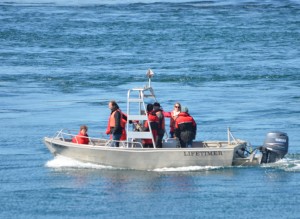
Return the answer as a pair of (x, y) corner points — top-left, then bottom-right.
(153, 102), (165, 148)
(174, 106), (197, 148)
(163, 102), (181, 138)
(72, 125), (89, 144)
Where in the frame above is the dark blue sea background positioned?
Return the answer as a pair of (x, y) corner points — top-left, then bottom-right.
(1, 0), (300, 218)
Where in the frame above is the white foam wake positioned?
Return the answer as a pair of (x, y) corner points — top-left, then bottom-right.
(45, 155), (114, 170)
(45, 156), (300, 172)
(280, 158), (300, 172)
(262, 157), (300, 172)
(153, 166), (222, 172)
(46, 156), (223, 172)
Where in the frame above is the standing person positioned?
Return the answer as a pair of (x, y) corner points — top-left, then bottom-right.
(106, 113), (127, 141)
(106, 100), (125, 147)
(142, 104), (159, 148)
(153, 102), (165, 148)
(174, 107), (197, 148)
(163, 102), (181, 138)
(119, 113), (127, 141)
(72, 125), (89, 145)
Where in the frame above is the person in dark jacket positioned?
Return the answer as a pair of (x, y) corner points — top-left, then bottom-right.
(106, 100), (125, 147)
(174, 106), (197, 148)
(153, 102), (165, 148)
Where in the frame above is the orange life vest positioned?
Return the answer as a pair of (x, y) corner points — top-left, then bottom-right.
(106, 110), (127, 139)
(109, 109), (125, 128)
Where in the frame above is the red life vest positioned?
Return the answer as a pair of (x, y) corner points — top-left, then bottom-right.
(174, 112), (197, 143)
(175, 112), (196, 129)
(143, 112), (159, 145)
(72, 132), (89, 144)
(109, 109), (125, 128)
(106, 110), (125, 132)
(120, 128), (127, 140)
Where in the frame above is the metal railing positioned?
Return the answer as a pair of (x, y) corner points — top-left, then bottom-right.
(227, 127), (242, 145)
(52, 129), (143, 148)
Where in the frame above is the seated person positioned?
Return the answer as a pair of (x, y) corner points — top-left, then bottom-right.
(72, 125), (89, 144)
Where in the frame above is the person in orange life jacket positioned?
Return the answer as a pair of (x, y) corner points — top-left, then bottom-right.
(142, 104), (159, 148)
(106, 100), (126, 147)
(72, 125), (89, 144)
(163, 102), (181, 138)
(106, 110), (127, 141)
(153, 102), (165, 148)
(174, 106), (197, 148)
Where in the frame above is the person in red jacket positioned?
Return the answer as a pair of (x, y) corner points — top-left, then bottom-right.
(174, 107), (197, 148)
(163, 102), (181, 138)
(142, 104), (159, 148)
(72, 125), (89, 144)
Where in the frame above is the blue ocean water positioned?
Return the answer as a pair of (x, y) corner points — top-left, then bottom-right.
(1, 0), (300, 218)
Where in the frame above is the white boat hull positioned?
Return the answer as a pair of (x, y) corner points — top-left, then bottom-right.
(44, 137), (247, 170)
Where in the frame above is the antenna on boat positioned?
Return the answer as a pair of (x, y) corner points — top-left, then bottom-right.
(146, 69), (154, 87)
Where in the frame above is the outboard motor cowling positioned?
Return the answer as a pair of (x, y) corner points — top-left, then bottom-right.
(260, 131), (289, 164)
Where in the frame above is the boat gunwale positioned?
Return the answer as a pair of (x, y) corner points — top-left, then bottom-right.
(44, 136), (245, 153)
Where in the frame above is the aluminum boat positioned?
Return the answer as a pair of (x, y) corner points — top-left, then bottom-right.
(44, 70), (289, 170)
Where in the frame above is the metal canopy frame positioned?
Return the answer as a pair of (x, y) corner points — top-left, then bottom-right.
(126, 82), (158, 148)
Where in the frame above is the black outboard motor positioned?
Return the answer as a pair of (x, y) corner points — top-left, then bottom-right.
(260, 131), (289, 164)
